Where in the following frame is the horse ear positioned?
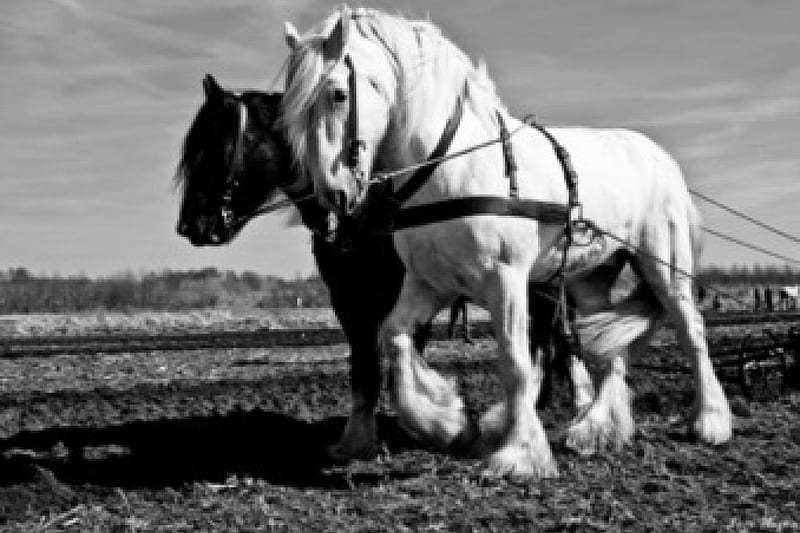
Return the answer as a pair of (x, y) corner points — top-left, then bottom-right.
(284, 22), (301, 50)
(323, 6), (350, 61)
(203, 74), (221, 100)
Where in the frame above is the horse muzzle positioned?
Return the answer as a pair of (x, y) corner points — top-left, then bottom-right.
(176, 213), (234, 246)
(320, 168), (369, 217)
(321, 187), (364, 218)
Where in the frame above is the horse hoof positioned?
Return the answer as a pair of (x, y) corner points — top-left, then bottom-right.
(565, 414), (629, 456)
(692, 407), (733, 445)
(483, 443), (559, 479)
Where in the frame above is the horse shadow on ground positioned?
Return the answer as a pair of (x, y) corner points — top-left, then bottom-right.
(0, 411), (420, 490)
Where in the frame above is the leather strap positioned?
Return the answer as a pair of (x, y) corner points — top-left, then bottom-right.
(526, 119), (579, 209)
(391, 93), (466, 204)
(343, 55), (364, 170)
(393, 196), (569, 231)
(496, 112), (519, 198)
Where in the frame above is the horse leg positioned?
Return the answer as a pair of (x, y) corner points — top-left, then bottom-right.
(528, 285), (595, 414)
(565, 352), (633, 455)
(561, 294), (596, 415)
(565, 269), (639, 455)
(636, 223), (732, 444)
(529, 287), (554, 410)
(479, 266), (557, 478)
(568, 353), (595, 414)
(328, 321), (381, 461)
(381, 276), (468, 448)
(534, 341), (553, 409)
(329, 311), (436, 461)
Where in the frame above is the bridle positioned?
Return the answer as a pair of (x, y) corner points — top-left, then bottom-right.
(336, 50), (478, 214)
(218, 97), (248, 229)
(341, 54), (368, 204)
(216, 94), (316, 231)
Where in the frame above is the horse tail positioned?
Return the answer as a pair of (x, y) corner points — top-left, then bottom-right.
(575, 283), (665, 363)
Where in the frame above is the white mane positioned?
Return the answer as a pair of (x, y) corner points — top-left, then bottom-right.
(281, 12), (337, 177)
(280, 8), (506, 172)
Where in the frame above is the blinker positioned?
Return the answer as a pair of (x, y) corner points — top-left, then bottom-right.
(343, 54), (364, 172)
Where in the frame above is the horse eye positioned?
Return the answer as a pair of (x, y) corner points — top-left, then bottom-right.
(331, 88), (348, 104)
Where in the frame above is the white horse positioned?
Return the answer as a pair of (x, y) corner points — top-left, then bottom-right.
(281, 7), (731, 477)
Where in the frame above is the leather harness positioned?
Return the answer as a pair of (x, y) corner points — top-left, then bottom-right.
(336, 53), (581, 236)
(373, 107), (581, 234)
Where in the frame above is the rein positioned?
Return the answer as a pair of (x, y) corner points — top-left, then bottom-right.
(368, 121), (529, 185)
(246, 186), (317, 222)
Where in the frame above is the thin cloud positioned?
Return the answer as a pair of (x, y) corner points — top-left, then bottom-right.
(2, 0), (799, 275)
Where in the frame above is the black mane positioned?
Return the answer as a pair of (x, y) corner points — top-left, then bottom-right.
(174, 92), (242, 192)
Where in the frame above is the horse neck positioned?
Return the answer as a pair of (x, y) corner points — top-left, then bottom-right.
(383, 82), (502, 201)
(374, 85), (462, 176)
(385, 27), (496, 171)
(402, 77), (465, 160)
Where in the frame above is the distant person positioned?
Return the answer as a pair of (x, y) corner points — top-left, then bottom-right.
(764, 287), (774, 312)
(713, 294), (722, 311)
(753, 287), (762, 311)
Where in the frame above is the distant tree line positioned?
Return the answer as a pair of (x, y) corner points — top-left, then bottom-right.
(696, 264), (800, 287)
(0, 264), (798, 313)
(0, 267), (330, 313)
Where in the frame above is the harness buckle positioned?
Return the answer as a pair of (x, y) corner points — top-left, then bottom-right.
(564, 201), (592, 247)
(220, 206), (233, 228)
(568, 201), (583, 225)
(324, 210), (340, 244)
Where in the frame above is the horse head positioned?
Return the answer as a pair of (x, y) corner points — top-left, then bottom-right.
(282, 8), (402, 217)
(174, 75), (299, 246)
(282, 8), (494, 219)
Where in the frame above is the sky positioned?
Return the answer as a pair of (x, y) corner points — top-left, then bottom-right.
(2, 0), (799, 278)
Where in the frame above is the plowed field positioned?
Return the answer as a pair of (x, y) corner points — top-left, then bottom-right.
(1, 321), (799, 532)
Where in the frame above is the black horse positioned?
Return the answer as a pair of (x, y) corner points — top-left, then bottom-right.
(174, 75), (577, 461)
